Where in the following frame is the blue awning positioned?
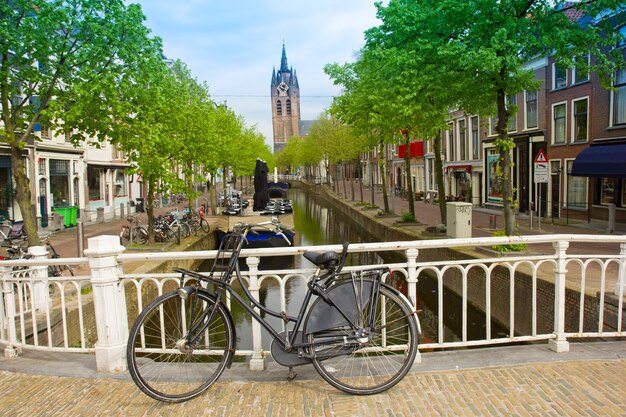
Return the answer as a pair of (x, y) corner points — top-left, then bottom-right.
(571, 143), (626, 177)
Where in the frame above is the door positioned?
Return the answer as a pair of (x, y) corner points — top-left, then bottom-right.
(550, 160), (561, 219)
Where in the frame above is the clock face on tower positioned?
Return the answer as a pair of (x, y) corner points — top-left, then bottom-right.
(277, 82), (289, 93)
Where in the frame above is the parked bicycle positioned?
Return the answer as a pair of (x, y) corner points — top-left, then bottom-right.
(120, 215), (148, 246)
(126, 218), (420, 402)
(4, 235), (73, 277)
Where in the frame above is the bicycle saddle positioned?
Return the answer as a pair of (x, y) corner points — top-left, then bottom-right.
(303, 251), (339, 268)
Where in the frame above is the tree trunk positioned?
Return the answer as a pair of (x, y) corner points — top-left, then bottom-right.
(433, 134), (446, 225)
(357, 158), (364, 203)
(10, 148), (38, 246)
(403, 132), (415, 220)
(378, 142), (389, 213)
(342, 163), (347, 197)
(146, 178), (156, 243)
(370, 158), (375, 206)
(209, 173), (217, 215)
(496, 86), (516, 236)
(350, 161), (355, 201)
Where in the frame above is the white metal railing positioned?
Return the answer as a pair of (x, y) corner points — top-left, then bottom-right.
(0, 234), (624, 372)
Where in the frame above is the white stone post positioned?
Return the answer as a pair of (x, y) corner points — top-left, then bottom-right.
(28, 245), (50, 313)
(405, 248), (422, 364)
(405, 248), (419, 307)
(84, 235), (128, 372)
(246, 256), (265, 371)
(1, 266), (21, 358)
(616, 243), (626, 296)
(549, 240), (569, 353)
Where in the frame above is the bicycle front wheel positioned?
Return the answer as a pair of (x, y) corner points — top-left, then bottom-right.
(127, 290), (235, 403)
(304, 285), (419, 395)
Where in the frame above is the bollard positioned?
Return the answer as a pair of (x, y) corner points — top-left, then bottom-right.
(120, 203), (125, 220)
(77, 220), (84, 257)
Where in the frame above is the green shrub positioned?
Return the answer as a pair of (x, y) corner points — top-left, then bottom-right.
(491, 229), (528, 252)
(400, 211), (415, 222)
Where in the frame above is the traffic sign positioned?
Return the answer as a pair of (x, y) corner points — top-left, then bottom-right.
(534, 149), (549, 183)
(534, 149), (548, 163)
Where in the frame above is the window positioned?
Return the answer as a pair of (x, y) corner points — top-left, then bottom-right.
(553, 103), (566, 144)
(572, 98), (588, 142)
(618, 25), (626, 48)
(49, 159), (69, 207)
(489, 117), (498, 136)
(471, 116), (479, 160)
(553, 63), (567, 89)
(600, 177), (617, 205)
(41, 125), (50, 139)
(507, 95), (517, 132)
(566, 160), (587, 210)
(613, 69), (626, 126)
(88, 165), (104, 200)
(114, 170), (126, 197)
(447, 123), (455, 161)
(458, 120), (466, 160)
(486, 151), (503, 204)
(573, 54), (590, 84)
(623, 181), (626, 208)
(286, 99), (292, 115)
(38, 158), (46, 175)
(525, 91), (538, 129)
(276, 100), (282, 116)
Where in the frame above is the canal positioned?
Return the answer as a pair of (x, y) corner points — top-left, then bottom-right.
(202, 187), (506, 351)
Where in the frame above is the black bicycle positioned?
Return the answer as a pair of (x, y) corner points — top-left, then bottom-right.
(126, 218), (420, 402)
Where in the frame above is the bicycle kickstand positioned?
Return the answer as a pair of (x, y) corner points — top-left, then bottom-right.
(287, 366), (297, 381)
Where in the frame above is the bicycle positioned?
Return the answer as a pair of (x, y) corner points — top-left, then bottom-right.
(4, 235), (73, 277)
(126, 218), (420, 402)
(120, 215), (148, 246)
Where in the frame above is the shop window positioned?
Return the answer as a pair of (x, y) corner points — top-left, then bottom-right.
(486, 151), (503, 204)
(88, 165), (104, 200)
(114, 170), (127, 197)
(49, 159), (70, 207)
(600, 177), (618, 205)
(566, 160), (587, 210)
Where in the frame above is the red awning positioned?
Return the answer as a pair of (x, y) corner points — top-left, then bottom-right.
(398, 141), (424, 158)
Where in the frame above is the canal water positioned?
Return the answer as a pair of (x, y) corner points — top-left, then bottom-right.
(202, 187), (505, 351)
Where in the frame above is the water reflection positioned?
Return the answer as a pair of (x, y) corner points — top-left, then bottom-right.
(201, 188), (503, 350)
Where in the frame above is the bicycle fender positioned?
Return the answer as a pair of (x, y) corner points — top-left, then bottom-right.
(379, 283), (422, 338)
(194, 288), (238, 369)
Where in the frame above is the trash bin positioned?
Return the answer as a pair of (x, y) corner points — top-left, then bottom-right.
(52, 206), (78, 227)
(136, 198), (144, 213)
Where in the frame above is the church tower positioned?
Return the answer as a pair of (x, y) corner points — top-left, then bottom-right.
(271, 43), (300, 153)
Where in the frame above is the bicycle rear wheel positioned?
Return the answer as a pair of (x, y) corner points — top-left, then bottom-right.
(200, 218), (210, 233)
(127, 290), (235, 403)
(304, 284), (418, 395)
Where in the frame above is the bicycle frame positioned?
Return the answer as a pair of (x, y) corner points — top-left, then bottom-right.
(179, 227), (385, 356)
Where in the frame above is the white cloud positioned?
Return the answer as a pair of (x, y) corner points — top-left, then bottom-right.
(129, 0), (381, 149)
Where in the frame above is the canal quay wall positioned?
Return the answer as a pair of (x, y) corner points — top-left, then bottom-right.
(292, 180), (604, 336)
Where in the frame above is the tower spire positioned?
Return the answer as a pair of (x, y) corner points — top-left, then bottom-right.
(280, 42), (288, 72)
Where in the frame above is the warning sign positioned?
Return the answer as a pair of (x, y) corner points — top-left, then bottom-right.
(534, 149), (548, 163)
(534, 149), (549, 183)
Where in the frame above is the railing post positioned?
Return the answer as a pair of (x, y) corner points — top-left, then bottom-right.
(28, 245), (50, 313)
(549, 240), (569, 353)
(246, 256), (265, 371)
(406, 248), (419, 306)
(615, 242), (626, 296)
(84, 235), (128, 372)
(1, 266), (21, 358)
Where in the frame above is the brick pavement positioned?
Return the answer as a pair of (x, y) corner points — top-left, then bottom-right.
(0, 356), (624, 416)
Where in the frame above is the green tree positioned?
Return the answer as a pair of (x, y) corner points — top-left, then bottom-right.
(370, 0), (624, 235)
(0, 0), (159, 245)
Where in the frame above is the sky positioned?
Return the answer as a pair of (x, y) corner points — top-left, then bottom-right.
(128, 1), (383, 150)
